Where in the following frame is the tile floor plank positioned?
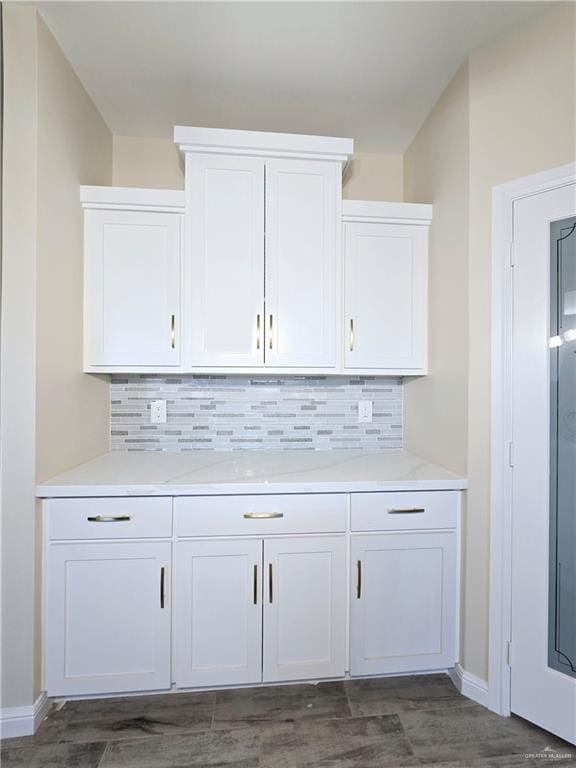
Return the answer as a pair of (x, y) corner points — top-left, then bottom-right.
(1, 676), (574, 767)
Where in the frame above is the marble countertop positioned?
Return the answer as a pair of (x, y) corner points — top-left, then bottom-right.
(36, 450), (467, 497)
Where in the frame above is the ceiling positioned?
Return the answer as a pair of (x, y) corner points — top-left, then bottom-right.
(40, 1), (549, 153)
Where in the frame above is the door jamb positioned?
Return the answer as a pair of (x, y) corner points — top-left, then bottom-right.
(489, 162), (576, 715)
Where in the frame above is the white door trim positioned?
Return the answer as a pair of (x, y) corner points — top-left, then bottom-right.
(489, 161), (576, 716)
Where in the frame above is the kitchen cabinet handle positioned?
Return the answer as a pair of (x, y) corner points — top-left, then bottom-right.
(256, 314), (261, 350)
(387, 508), (425, 515)
(357, 560), (362, 599)
(253, 564), (258, 605)
(349, 318), (354, 352)
(160, 567), (166, 609)
(269, 314), (274, 350)
(268, 563), (273, 603)
(243, 512), (284, 520)
(87, 515), (131, 523)
(170, 314), (176, 349)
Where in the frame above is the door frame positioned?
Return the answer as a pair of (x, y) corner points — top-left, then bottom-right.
(489, 161), (576, 716)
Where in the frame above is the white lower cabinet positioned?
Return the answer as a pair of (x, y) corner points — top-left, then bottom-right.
(350, 532), (457, 676)
(174, 536), (346, 688)
(46, 541), (171, 696)
(43, 490), (460, 698)
(174, 539), (263, 688)
(263, 536), (346, 682)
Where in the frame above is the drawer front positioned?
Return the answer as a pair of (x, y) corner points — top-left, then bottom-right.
(48, 498), (172, 540)
(176, 494), (347, 537)
(351, 491), (458, 531)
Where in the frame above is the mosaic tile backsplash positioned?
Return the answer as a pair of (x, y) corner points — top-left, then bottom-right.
(110, 375), (403, 451)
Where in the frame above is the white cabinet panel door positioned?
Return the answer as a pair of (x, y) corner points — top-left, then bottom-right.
(344, 222), (427, 370)
(263, 536), (346, 682)
(265, 160), (339, 368)
(84, 209), (181, 367)
(174, 539), (263, 688)
(46, 542), (171, 696)
(188, 154), (265, 367)
(350, 533), (456, 676)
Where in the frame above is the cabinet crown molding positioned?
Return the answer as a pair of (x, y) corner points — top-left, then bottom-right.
(343, 199), (433, 226)
(174, 125), (353, 164)
(80, 185), (185, 213)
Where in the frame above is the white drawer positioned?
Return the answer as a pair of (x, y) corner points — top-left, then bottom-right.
(351, 491), (458, 531)
(176, 494), (347, 537)
(48, 498), (172, 540)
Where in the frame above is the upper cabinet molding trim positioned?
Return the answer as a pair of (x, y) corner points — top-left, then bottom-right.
(174, 126), (353, 165)
(343, 200), (433, 226)
(80, 186), (185, 214)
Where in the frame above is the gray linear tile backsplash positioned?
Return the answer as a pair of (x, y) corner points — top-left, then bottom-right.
(110, 375), (403, 451)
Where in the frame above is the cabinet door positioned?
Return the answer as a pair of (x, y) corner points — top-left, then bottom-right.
(263, 536), (346, 682)
(350, 532), (456, 676)
(188, 154), (265, 367)
(344, 222), (427, 370)
(174, 539), (263, 688)
(84, 209), (181, 367)
(46, 542), (171, 696)
(265, 160), (339, 368)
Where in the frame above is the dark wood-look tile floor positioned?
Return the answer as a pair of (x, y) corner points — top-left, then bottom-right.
(1, 675), (575, 767)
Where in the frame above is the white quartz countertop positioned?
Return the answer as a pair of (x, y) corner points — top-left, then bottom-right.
(36, 450), (467, 497)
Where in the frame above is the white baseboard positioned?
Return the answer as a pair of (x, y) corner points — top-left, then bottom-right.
(449, 663), (489, 708)
(0, 692), (51, 740)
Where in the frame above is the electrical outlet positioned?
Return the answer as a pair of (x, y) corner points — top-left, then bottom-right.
(358, 400), (373, 424)
(150, 400), (167, 424)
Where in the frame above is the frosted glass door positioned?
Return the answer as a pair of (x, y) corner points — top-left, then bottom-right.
(549, 216), (576, 679)
(511, 185), (576, 744)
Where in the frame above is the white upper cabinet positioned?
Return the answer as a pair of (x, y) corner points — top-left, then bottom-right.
(175, 126), (352, 372)
(343, 201), (431, 374)
(187, 154), (265, 367)
(265, 160), (339, 368)
(82, 187), (184, 371)
(81, 132), (435, 375)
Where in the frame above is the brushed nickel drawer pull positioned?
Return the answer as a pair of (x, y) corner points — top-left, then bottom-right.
(243, 512), (284, 520)
(170, 314), (176, 349)
(256, 314), (261, 350)
(357, 560), (362, 599)
(160, 567), (166, 609)
(253, 564), (258, 605)
(349, 318), (354, 352)
(268, 562), (273, 603)
(387, 508), (425, 515)
(87, 515), (131, 523)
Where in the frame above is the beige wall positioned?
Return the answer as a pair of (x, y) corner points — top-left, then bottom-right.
(403, 62), (469, 476)
(343, 153), (403, 200)
(1, 4), (40, 710)
(113, 135), (183, 189)
(113, 135), (404, 201)
(402, 3), (576, 683)
(36, 14), (112, 483)
(0, 6), (112, 711)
